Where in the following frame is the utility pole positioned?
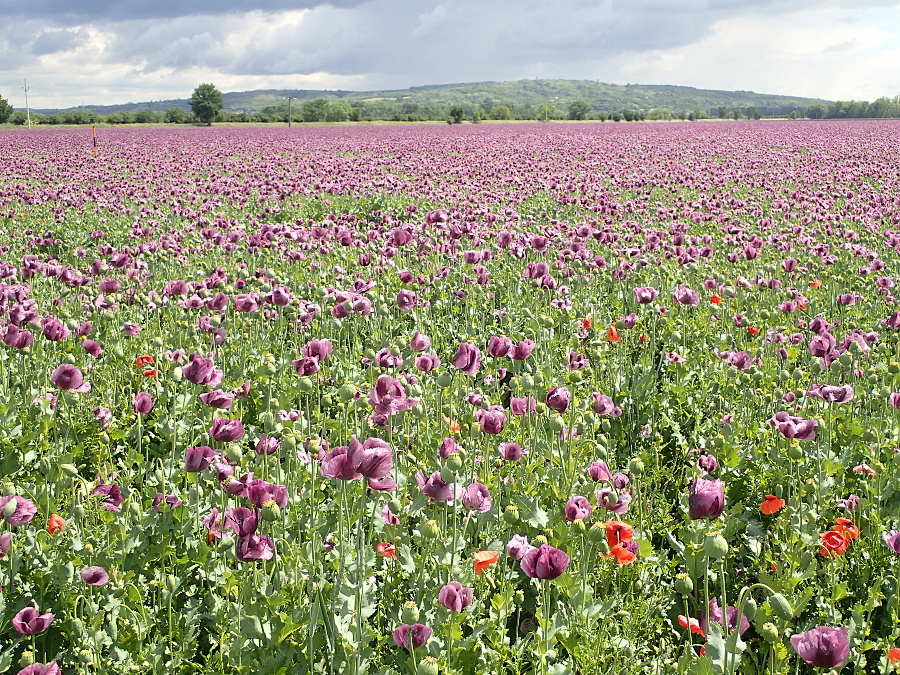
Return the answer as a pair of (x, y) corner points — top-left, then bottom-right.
(23, 79), (31, 129)
(288, 97), (293, 127)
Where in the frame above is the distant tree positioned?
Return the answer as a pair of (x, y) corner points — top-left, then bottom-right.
(596, 110), (609, 122)
(744, 106), (762, 120)
(717, 106), (728, 119)
(647, 108), (671, 121)
(567, 100), (591, 120)
(190, 83), (224, 125)
(133, 109), (162, 124)
(537, 104), (557, 121)
(471, 107), (483, 123)
(301, 98), (329, 123)
(325, 102), (351, 122)
(731, 109), (742, 120)
(165, 107), (191, 124)
(622, 109), (636, 122)
(678, 110), (688, 121)
(448, 106), (465, 124)
(806, 104), (826, 120)
(611, 112), (623, 122)
(0, 94), (13, 124)
(490, 105), (511, 120)
(60, 109), (97, 124)
(692, 107), (707, 120)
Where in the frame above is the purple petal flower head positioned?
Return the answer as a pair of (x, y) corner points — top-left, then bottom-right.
(181, 353), (223, 386)
(790, 626), (850, 668)
(476, 405), (507, 434)
(352, 436), (394, 479)
(890, 393), (900, 409)
(634, 286), (659, 304)
(209, 417), (245, 442)
(809, 332), (836, 359)
(612, 472), (631, 489)
(438, 581), (474, 612)
(235, 534), (275, 562)
(152, 493), (183, 514)
(320, 445), (363, 480)
(93, 406), (112, 430)
(93, 480), (123, 512)
(17, 661), (61, 675)
(0, 532), (11, 559)
(835, 493), (860, 510)
(82, 339), (104, 357)
(199, 389), (235, 409)
(133, 392), (156, 415)
(438, 437), (461, 458)
(452, 342), (482, 376)
(487, 335), (513, 358)
(396, 289), (417, 312)
(565, 495), (593, 521)
(393, 623), (432, 650)
(382, 503), (400, 525)
(509, 339), (535, 360)
(591, 393), (620, 416)
(672, 285), (700, 306)
(123, 322), (140, 337)
(12, 606), (55, 635)
(1, 324), (34, 349)
(415, 354), (440, 371)
(545, 386), (570, 414)
(255, 435), (281, 456)
(589, 461), (613, 482)
(80, 565), (110, 586)
(885, 311), (900, 329)
(461, 482), (492, 513)
(597, 488), (631, 515)
(410, 330), (431, 352)
(506, 534), (535, 561)
(415, 471), (456, 502)
(50, 364), (90, 393)
(0, 495), (37, 526)
(509, 396), (537, 415)
(40, 317), (70, 342)
(769, 411), (818, 441)
(185, 445), (216, 472)
(699, 597), (749, 636)
(883, 530), (900, 554)
(698, 454), (718, 476)
(820, 384), (854, 404)
(303, 338), (333, 362)
(688, 478), (725, 520)
(226, 506), (259, 536)
(498, 442), (527, 460)
(247, 480), (288, 508)
(520, 544), (570, 580)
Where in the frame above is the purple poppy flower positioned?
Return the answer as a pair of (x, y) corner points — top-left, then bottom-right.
(93, 406), (112, 430)
(890, 393), (900, 409)
(415, 471), (456, 502)
(506, 534), (535, 561)
(0, 532), (10, 559)
(40, 318), (70, 342)
(80, 566), (110, 586)
(688, 478), (725, 520)
(410, 331), (431, 352)
(152, 493), (183, 513)
(612, 472), (631, 489)
(634, 286), (659, 304)
(672, 285), (700, 306)
(255, 435), (281, 455)
(475, 405), (507, 434)
(82, 339), (104, 357)
(224, 472), (255, 497)
(265, 286), (293, 306)
(883, 530), (900, 554)
(597, 488), (631, 515)
(12, 606), (55, 635)
(303, 339), (333, 361)
(820, 384), (854, 404)
(93, 480), (123, 512)
(698, 454), (718, 475)
(50, 364), (91, 393)
(452, 342), (482, 376)
(226, 506), (259, 536)
(789, 626), (850, 668)
(835, 493), (859, 510)
(509, 397), (537, 415)
(487, 335), (513, 358)
(545, 386), (570, 414)
(133, 392), (156, 415)
(769, 412), (818, 441)
(699, 597), (749, 636)
(393, 623), (432, 650)
(209, 417), (245, 442)
(589, 461), (613, 482)
(499, 442), (527, 460)
(885, 311), (900, 329)
(565, 495), (592, 521)
(181, 353), (223, 386)
(185, 445), (216, 472)
(396, 289), (417, 312)
(235, 534), (275, 562)
(438, 581), (473, 612)
(75, 321), (93, 337)
(199, 389), (235, 409)
(123, 322), (140, 337)
(809, 332), (836, 359)
(520, 544), (570, 580)
(509, 339), (535, 360)
(415, 354), (440, 371)
(0, 495), (37, 526)
(461, 482), (492, 513)
(247, 480), (288, 508)
(17, 661), (61, 675)
(292, 356), (320, 375)
(1, 324), (34, 349)
(591, 393), (620, 416)
(368, 374), (418, 426)
(439, 437), (461, 458)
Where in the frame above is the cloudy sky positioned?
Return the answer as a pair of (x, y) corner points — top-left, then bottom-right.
(1, 0), (899, 109)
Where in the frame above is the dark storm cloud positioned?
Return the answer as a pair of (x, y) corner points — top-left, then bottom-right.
(30, 29), (86, 56)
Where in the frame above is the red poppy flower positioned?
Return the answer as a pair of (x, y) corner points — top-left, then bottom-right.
(810, 278), (822, 289)
(605, 520), (634, 548)
(581, 317), (592, 330)
(819, 530), (850, 557)
(474, 550), (500, 575)
(833, 518), (859, 540)
(142, 368), (158, 379)
(376, 542), (397, 559)
(135, 355), (154, 368)
(710, 295), (722, 305)
(747, 326), (760, 335)
(639, 334), (648, 344)
(607, 325), (621, 343)
(678, 615), (705, 637)
(442, 416), (461, 435)
(607, 543), (636, 565)
(47, 513), (65, 534)
(888, 648), (900, 666)
(760, 495), (785, 515)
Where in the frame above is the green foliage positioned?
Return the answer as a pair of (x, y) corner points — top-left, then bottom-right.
(164, 107), (191, 124)
(448, 105), (465, 124)
(0, 94), (13, 123)
(190, 83), (224, 126)
(567, 100), (591, 120)
(490, 105), (511, 120)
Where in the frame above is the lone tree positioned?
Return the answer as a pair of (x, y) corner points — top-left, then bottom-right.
(190, 83), (223, 125)
(0, 94), (13, 124)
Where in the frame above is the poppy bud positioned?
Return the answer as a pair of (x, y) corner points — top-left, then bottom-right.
(217, 536), (235, 553)
(225, 445), (243, 464)
(628, 458), (644, 475)
(418, 657), (439, 675)
(297, 377), (314, 392)
(338, 384), (356, 402)
(760, 622), (779, 643)
(401, 602), (420, 624)
(503, 505), (520, 525)
(446, 452), (465, 472)
(674, 573), (693, 596)
(769, 593), (793, 621)
(787, 445), (804, 461)
(571, 519), (586, 535)
(548, 415), (565, 432)
(596, 539), (611, 555)
(3, 499), (17, 519)
(421, 520), (441, 539)
(587, 523), (606, 545)
(742, 596), (758, 621)
(704, 533), (729, 559)
(61, 464), (80, 477)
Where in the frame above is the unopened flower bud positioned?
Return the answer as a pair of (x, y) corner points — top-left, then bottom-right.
(704, 533), (729, 559)
(421, 519), (441, 539)
(769, 593), (793, 621)
(760, 622), (779, 643)
(587, 523), (606, 545)
(674, 573), (694, 596)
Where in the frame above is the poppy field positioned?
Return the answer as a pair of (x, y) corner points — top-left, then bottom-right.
(2, 120), (900, 674)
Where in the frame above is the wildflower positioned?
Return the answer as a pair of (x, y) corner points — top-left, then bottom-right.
(0, 495), (38, 526)
(769, 412), (818, 441)
(93, 481), (123, 512)
(634, 286), (659, 304)
(376, 542), (397, 559)
(509, 397), (537, 415)
(185, 445), (216, 472)
(545, 386), (570, 413)
(181, 353), (223, 386)
(883, 530), (900, 554)
(747, 326), (760, 335)
(607, 540), (638, 565)
(819, 530), (850, 557)
(133, 392), (156, 415)
(581, 317), (592, 330)
(209, 417), (245, 442)
(80, 566), (110, 586)
(565, 495), (593, 521)
(833, 518), (859, 539)
(506, 535), (534, 561)
(415, 471), (456, 502)
(438, 581), (473, 612)
(152, 493), (183, 513)
(498, 442), (527, 460)
(320, 436), (394, 481)
(520, 544), (570, 579)
(678, 615), (705, 636)
(607, 324), (621, 342)
(247, 480), (288, 509)
(235, 534), (275, 562)
(605, 520), (634, 547)
(688, 478), (725, 520)
(452, 342), (482, 376)
(710, 295), (722, 305)
(700, 597), (750, 636)
(17, 662), (61, 675)
(790, 626), (850, 668)
(760, 495), (785, 515)
(12, 607), (55, 635)
(509, 339), (535, 360)
(474, 550), (500, 575)
(461, 483), (492, 513)
(50, 364), (91, 393)
(47, 514), (65, 534)
(597, 488), (631, 515)
(475, 406), (507, 434)
(135, 355), (154, 368)
(393, 623), (432, 650)
(0, 532), (10, 559)
(853, 463), (877, 475)
(810, 278), (822, 289)
(410, 331), (430, 352)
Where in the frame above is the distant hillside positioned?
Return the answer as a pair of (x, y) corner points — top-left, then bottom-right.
(36, 79), (831, 116)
